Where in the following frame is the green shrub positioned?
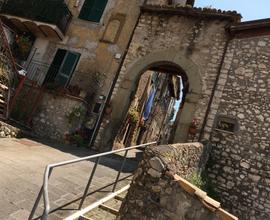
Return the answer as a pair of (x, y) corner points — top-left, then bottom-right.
(188, 171), (220, 201)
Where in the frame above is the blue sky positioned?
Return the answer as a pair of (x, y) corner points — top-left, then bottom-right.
(195, 0), (270, 21)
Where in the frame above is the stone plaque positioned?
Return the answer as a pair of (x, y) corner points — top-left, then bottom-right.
(214, 115), (238, 133)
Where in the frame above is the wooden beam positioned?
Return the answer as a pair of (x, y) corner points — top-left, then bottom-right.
(115, 195), (125, 201)
(99, 204), (119, 215)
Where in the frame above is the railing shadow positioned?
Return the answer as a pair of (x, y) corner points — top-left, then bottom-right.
(29, 137), (143, 173)
(29, 142), (156, 220)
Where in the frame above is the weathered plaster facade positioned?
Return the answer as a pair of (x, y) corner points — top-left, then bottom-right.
(30, 0), (143, 95)
(4, 0), (144, 140)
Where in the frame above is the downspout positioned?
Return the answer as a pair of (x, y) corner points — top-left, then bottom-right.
(198, 22), (234, 142)
(89, 4), (144, 148)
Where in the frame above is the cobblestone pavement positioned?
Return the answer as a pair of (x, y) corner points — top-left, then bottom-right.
(0, 138), (140, 220)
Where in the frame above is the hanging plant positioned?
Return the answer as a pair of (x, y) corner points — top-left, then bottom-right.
(128, 107), (139, 124)
(67, 106), (87, 125)
(15, 35), (32, 60)
(189, 118), (200, 135)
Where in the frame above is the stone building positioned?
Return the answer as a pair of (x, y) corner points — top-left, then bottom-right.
(205, 19), (270, 220)
(0, 1), (269, 219)
(95, 1), (269, 220)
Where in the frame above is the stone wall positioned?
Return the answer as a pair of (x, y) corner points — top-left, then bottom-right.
(118, 143), (237, 220)
(32, 92), (87, 141)
(0, 121), (22, 138)
(206, 35), (270, 220)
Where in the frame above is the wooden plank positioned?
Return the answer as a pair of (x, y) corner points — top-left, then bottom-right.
(216, 208), (239, 220)
(79, 216), (93, 220)
(115, 195), (125, 201)
(99, 204), (119, 215)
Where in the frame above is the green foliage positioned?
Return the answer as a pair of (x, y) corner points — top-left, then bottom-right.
(16, 35), (32, 60)
(189, 172), (206, 190)
(71, 134), (84, 147)
(128, 107), (139, 124)
(188, 171), (220, 201)
(67, 106), (87, 124)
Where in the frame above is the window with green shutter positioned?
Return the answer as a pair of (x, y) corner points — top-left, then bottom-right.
(79, 0), (108, 22)
(43, 49), (80, 87)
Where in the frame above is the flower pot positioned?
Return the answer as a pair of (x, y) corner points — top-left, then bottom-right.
(105, 106), (112, 114)
(189, 127), (197, 135)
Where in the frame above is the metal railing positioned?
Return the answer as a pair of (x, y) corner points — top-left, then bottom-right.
(24, 60), (106, 89)
(28, 142), (157, 220)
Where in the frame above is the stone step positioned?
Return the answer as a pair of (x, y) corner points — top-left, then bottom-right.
(77, 186), (129, 220)
(83, 207), (117, 220)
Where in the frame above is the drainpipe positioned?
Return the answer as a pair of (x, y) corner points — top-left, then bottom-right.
(198, 23), (233, 142)
(89, 5), (144, 148)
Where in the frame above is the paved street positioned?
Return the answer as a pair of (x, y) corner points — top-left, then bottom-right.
(0, 138), (139, 220)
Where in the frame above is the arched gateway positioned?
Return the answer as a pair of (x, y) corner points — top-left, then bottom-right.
(100, 49), (202, 148)
(94, 3), (238, 150)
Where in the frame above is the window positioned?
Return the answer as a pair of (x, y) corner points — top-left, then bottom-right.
(43, 49), (80, 87)
(79, 0), (108, 22)
(214, 115), (239, 134)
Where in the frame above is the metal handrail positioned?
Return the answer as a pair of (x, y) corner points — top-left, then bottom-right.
(28, 142), (157, 220)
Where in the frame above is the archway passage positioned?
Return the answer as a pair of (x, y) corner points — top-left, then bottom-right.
(99, 49), (202, 150)
(114, 63), (189, 148)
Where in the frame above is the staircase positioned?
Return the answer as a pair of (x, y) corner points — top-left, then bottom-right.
(78, 187), (128, 220)
(0, 19), (18, 119)
(63, 185), (130, 220)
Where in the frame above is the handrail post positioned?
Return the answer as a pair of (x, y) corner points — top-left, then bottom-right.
(28, 186), (43, 220)
(29, 167), (52, 220)
(78, 157), (100, 209)
(112, 149), (129, 192)
(42, 167), (53, 220)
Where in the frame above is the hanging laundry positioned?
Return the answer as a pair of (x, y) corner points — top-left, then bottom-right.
(142, 86), (156, 121)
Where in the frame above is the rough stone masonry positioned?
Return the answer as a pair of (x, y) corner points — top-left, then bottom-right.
(206, 30), (270, 220)
(118, 143), (238, 220)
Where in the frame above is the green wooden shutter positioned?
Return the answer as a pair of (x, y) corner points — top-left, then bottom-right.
(55, 52), (80, 86)
(79, 0), (108, 22)
(43, 49), (66, 85)
(79, 0), (94, 20)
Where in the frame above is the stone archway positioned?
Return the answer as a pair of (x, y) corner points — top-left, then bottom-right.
(101, 49), (202, 148)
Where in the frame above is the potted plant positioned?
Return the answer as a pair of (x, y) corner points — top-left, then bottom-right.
(15, 35), (33, 60)
(127, 107), (139, 124)
(105, 102), (112, 115)
(189, 118), (200, 135)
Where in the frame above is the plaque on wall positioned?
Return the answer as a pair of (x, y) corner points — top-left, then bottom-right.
(214, 115), (238, 134)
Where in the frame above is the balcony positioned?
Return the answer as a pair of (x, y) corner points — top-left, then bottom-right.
(0, 0), (72, 40)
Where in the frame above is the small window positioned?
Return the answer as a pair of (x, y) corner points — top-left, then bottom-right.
(79, 0), (108, 22)
(214, 115), (239, 134)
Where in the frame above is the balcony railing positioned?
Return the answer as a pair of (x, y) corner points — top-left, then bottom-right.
(0, 0), (72, 34)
